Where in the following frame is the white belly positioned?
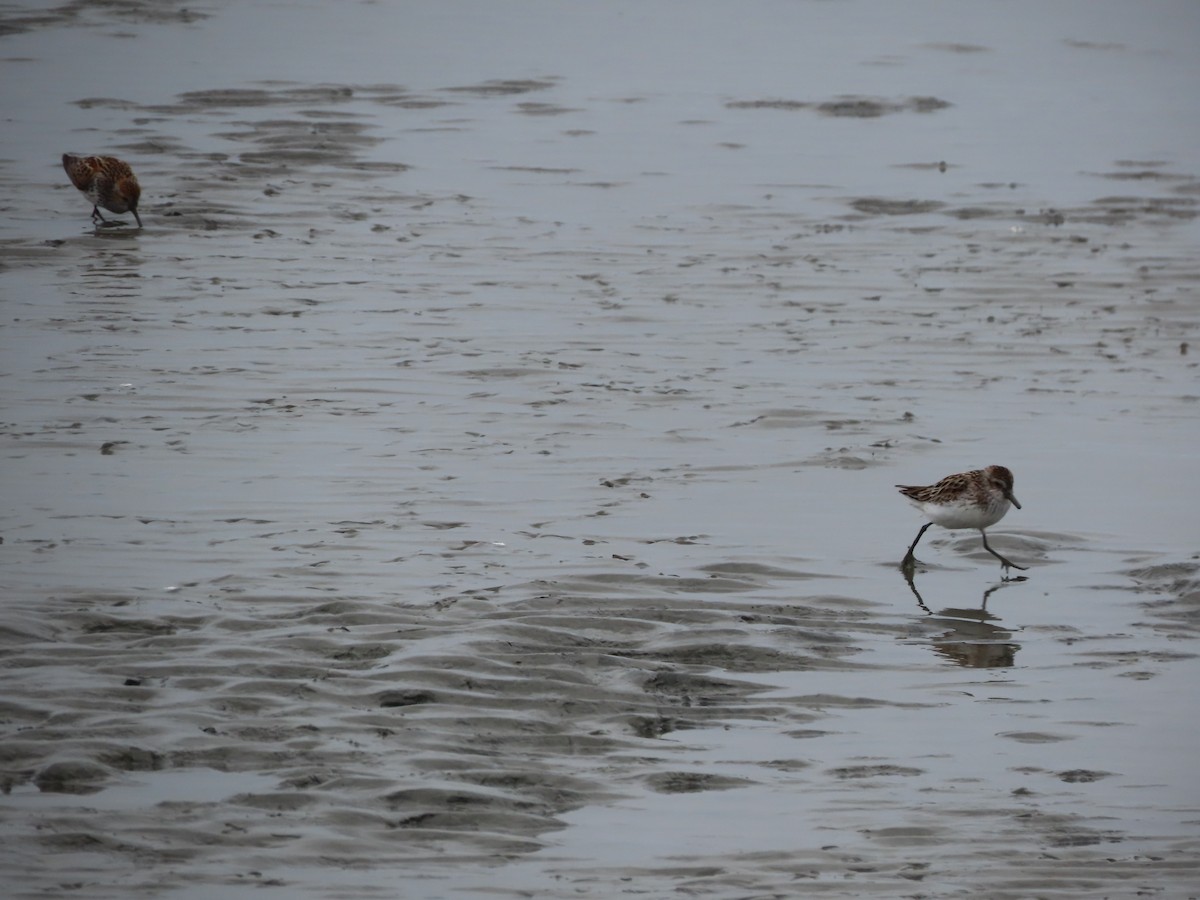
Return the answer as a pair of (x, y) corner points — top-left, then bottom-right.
(915, 496), (1010, 530)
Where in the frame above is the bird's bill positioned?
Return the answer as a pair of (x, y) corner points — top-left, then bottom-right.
(1007, 492), (1021, 509)
(132, 208), (143, 228)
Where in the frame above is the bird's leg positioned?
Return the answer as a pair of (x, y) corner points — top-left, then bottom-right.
(901, 522), (933, 572)
(980, 530), (1028, 573)
(91, 206), (109, 224)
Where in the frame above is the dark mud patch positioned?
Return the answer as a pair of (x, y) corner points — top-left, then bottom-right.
(33, 759), (112, 794)
(514, 102), (579, 116)
(924, 42), (990, 54)
(726, 95), (951, 117)
(441, 78), (559, 97)
(849, 197), (946, 216)
(828, 764), (924, 779)
(0, 0), (206, 36)
(1063, 38), (1126, 51)
(646, 771), (755, 793)
(1084, 194), (1199, 224)
(999, 731), (1075, 744)
(1056, 769), (1115, 783)
(1091, 168), (1193, 182)
(894, 160), (952, 172)
(491, 165), (582, 175)
(819, 95), (951, 117)
(725, 99), (811, 111)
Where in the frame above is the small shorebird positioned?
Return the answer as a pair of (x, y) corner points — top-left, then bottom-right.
(62, 153), (142, 227)
(897, 465), (1027, 574)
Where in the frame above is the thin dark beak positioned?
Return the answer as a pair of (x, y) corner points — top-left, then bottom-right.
(1007, 491), (1021, 510)
(132, 208), (143, 228)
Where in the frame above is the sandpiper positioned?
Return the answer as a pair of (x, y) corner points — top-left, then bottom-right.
(897, 465), (1027, 573)
(62, 153), (142, 227)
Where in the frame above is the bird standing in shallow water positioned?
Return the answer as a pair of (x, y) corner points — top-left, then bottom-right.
(62, 153), (142, 227)
(897, 465), (1027, 574)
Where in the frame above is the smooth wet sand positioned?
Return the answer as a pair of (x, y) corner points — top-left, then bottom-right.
(1, 2), (1199, 897)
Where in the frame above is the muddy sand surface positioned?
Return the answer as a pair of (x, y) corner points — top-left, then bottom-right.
(1, 2), (1199, 898)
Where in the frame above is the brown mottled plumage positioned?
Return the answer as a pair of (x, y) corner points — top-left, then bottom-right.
(897, 465), (1027, 573)
(62, 153), (142, 227)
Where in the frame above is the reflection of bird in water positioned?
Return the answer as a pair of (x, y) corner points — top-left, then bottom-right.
(897, 465), (1026, 574)
(904, 576), (1022, 669)
(62, 153), (143, 228)
(930, 624), (1017, 668)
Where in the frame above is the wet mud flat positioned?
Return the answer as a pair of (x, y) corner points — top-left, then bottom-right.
(2, 2), (1200, 898)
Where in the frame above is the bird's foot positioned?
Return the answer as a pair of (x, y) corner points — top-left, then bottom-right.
(998, 557), (1030, 581)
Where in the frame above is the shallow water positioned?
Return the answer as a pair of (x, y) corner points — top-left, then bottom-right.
(1, 1), (1199, 897)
